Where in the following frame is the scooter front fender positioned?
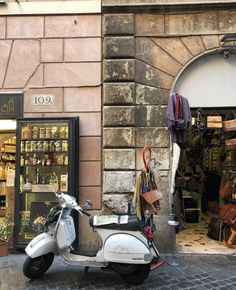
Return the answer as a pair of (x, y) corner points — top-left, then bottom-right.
(103, 233), (153, 264)
(25, 233), (58, 258)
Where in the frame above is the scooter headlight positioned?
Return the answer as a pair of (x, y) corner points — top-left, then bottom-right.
(59, 197), (66, 208)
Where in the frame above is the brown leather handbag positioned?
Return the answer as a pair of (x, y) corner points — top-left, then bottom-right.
(225, 138), (236, 151)
(220, 204), (236, 226)
(143, 189), (163, 205)
(223, 111), (236, 132)
(220, 178), (234, 200)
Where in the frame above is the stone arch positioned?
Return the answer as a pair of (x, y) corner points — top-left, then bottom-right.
(135, 35), (221, 92)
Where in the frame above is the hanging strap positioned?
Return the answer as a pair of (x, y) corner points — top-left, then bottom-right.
(142, 147), (152, 170)
(175, 93), (180, 120)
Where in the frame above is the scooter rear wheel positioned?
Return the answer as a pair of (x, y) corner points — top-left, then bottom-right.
(119, 264), (150, 285)
(23, 253), (54, 279)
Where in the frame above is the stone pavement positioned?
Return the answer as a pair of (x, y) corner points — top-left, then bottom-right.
(0, 253), (235, 290)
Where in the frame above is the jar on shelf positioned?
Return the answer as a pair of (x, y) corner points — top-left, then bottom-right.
(43, 141), (49, 152)
(59, 127), (66, 138)
(39, 127), (46, 139)
(62, 141), (68, 152)
(52, 127), (59, 138)
(32, 127), (39, 139)
(54, 140), (61, 152)
(22, 126), (31, 139)
(46, 127), (52, 139)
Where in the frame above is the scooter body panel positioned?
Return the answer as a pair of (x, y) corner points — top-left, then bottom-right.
(25, 233), (58, 258)
(56, 216), (76, 249)
(103, 233), (153, 264)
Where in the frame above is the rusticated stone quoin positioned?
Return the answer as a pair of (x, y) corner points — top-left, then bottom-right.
(135, 14), (164, 36)
(103, 171), (135, 193)
(135, 60), (173, 89)
(103, 14), (134, 35)
(103, 128), (135, 147)
(104, 149), (135, 170)
(136, 128), (170, 147)
(136, 84), (169, 105)
(103, 82), (135, 105)
(103, 106), (135, 126)
(136, 148), (169, 171)
(103, 59), (135, 81)
(103, 194), (134, 214)
(103, 36), (135, 58)
(136, 105), (167, 127)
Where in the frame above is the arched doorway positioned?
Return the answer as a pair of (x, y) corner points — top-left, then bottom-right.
(172, 50), (236, 254)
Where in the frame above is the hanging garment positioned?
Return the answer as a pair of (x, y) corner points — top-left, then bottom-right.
(134, 170), (162, 220)
(170, 142), (181, 194)
(166, 92), (192, 145)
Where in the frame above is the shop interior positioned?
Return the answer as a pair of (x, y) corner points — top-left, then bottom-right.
(174, 108), (236, 254)
(0, 120), (16, 245)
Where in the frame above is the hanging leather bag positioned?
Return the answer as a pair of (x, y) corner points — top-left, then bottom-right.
(207, 116), (223, 128)
(207, 217), (224, 241)
(225, 138), (236, 151)
(223, 225), (236, 249)
(223, 111), (236, 132)
(143, 189), (163, 205)
(220, 204), (236, 226)
(220, 177), (235, 200)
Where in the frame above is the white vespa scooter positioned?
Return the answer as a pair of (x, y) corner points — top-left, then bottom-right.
(23, 190), (165, 285)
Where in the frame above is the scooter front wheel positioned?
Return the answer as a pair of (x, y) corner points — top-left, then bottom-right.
(23, 253), (54, 279)
(119, 264), (150, 285)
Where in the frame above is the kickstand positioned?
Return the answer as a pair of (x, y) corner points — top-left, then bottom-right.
(78, 266), (89, 289)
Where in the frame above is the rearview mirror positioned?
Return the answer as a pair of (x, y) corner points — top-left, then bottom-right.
(85, 200), (93, 209)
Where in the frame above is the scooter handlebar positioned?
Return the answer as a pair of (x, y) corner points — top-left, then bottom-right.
(74, 206), (91, 217)
(80, 209), (91, 217)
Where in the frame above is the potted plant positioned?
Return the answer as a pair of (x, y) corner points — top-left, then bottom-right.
(0, 215), (14, 256)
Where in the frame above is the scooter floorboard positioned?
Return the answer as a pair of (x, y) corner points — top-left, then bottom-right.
(70, 249), (98, 257)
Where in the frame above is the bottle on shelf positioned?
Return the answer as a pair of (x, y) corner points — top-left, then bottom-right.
(64, 155), (68, 165)
(21, 141), (25, 152)
(20, 155), (24, 167)
(36, 168), (40, 184)
(46, 127), (52, 139)
(32, 126), (39, 139)
(22, 126), (31, 139)
(25, 153), (29, 165)
(32, 153), (37, 166)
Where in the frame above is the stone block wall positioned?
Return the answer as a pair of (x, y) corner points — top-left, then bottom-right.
(102, 8), (233, 252)
(0, 14), (102, 250)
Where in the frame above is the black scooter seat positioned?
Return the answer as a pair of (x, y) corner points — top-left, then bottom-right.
(89, 215), (142, 231)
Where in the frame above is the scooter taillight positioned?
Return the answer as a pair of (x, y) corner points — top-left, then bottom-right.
(144, 225), (154, 241)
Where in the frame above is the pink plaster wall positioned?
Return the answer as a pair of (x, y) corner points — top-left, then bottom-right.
(0, 14), (102, 210)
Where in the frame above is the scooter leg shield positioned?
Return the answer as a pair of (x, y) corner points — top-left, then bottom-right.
(25, 233), (58, 258)
(103, 234), (153, 264)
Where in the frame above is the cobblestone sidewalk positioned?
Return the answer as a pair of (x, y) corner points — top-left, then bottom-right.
(0, 253), (235, 290)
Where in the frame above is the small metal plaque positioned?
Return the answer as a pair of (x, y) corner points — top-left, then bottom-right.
(0, 93), (23, 118)
(33, 95), (54, 106)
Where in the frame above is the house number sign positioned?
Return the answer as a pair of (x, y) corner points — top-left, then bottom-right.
(34, 95), (54, 106)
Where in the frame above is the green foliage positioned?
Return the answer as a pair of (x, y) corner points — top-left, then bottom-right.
(0, 215), (14, 242)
